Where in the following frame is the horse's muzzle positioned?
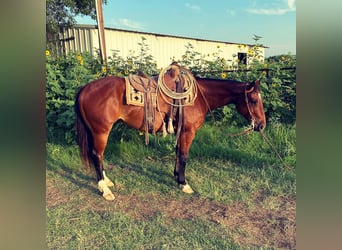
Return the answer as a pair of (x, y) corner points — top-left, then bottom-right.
(254, 122), (266, 132)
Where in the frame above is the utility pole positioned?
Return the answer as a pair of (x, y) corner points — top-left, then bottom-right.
(95, 0), (107, 64)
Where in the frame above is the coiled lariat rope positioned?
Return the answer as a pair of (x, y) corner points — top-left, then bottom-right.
(157, 65), (198, 107)
(155, 64), (199, 139)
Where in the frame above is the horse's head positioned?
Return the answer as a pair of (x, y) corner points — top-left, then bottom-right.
(162, 62), (192, 88)
(236, 80), (266, 132)
(165, 62), (182, 81)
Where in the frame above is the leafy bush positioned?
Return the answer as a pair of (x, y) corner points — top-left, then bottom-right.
(175, 35), (296, 126)
(46, 36), (296, 144)
(46, 51), (99, 142)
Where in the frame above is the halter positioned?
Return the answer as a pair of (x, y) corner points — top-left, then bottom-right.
(244, 83), (257, 131)
(226, 84), (257, 136)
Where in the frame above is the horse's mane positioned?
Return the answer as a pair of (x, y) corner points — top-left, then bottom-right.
(194, 76), (249, 85)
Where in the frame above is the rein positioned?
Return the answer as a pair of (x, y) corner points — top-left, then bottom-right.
(226, 126), (254, 137)
(227, 126), (292, 170)
(228, 127), (292, 170)
(259, 130), (292, 170)
(226, 83), (292, 170)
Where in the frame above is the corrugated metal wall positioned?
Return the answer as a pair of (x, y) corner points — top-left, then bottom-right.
(58, 25), (264, 68)
(59, 26), (95, 55)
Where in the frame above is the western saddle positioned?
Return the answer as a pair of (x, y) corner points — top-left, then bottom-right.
(125, 63), (197, 144)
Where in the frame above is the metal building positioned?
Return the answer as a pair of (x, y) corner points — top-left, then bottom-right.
(56, 24), (265, 68)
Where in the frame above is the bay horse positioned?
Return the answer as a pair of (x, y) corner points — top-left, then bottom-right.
(75, 63), (266, 200)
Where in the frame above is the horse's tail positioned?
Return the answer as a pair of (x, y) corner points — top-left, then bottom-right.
(75, 87), (93, 168)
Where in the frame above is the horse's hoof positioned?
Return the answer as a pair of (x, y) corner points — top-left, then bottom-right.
(105, 179), (114, 187)
(103, 192), (115, 201)
(103, 171), (114, 187)
(98, 180), (115, 201)
(179, 184), (194, 194)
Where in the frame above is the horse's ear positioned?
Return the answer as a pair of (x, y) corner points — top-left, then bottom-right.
(171, 61), (179, 66)
(246, 80), (261, 93)
(246, 83), (254, 93)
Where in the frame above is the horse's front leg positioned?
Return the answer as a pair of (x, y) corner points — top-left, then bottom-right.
(174, 144), (181, 180)
(174, 131), (195, 194)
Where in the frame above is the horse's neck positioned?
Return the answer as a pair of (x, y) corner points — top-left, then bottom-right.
(197, 79), (245, 110)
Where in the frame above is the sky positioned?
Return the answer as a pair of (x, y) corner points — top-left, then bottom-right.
(75, 0), (296, 57)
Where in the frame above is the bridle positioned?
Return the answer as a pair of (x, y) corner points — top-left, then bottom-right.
(244, 84), (257, 131)
(226, 84), (257, 136)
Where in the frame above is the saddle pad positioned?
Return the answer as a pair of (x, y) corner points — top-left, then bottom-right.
(125, 76), (157, 107)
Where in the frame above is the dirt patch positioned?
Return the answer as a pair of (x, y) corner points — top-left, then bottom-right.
(110, 193), (296, 249)
(46, 177), (70, 207)
(46, 177), (296, 249)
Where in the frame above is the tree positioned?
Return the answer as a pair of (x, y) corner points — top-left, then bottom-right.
(46, 0), (107, 44)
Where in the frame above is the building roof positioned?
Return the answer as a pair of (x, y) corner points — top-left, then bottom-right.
(74, 24), (268, 48)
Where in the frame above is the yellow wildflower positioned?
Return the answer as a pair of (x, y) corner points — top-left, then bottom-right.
(45, 50), (50, 56)
(77, 54), (82, 61)
(124, 70), (129, 75)
(248, 49), (253, 56)
(221, 72), (227, 79)
(102, 66), (107, 73)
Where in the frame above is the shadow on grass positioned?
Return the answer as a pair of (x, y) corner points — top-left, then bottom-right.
(46, 142), (178, 197)
(189, 141), (275, 170)
(46, 146), (99, 196)
(107, 158), (178, 193)
(59, 164), (99, 195)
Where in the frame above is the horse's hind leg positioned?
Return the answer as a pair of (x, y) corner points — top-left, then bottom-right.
(103, 170), (114, 187)
(91, 132), (115, 201)
(174, 131), (195, 194)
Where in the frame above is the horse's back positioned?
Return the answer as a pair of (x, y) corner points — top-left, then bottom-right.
(77, 76), (126, 129)
(80, 76), (125, 96)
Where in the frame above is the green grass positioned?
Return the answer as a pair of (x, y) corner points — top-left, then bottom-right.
(47, 207), (244, 249)
(46, 122), (296, 249)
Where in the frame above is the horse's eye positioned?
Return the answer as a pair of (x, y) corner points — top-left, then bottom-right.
(250, 98), (258, 104)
